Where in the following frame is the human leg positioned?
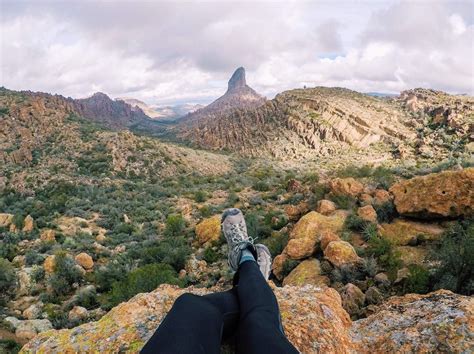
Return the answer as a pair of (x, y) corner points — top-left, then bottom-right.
(140, 289), (239, 354)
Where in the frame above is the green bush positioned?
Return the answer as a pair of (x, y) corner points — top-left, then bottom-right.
(203, 247), (219, 264)
(0, 232), (19, 261)
(432, 219), (474, 295)
(194, 190), (208, 203)
(48, 251), (83, 296)
(108, 263), (183, 306)
(261, 232), (289, 257)
(253, 180), (270, 192)
(141, 237), (191, 271)
(366, 231), (402, 277)
(344, 214), (369, 232)
(374, 202), (397, 223)
(404, 264), (430, 294)
(164, 214), (186, 237)
(329, 194), (356, 210)
(0, 258), (16, 303)
(0, 339), (21, 354)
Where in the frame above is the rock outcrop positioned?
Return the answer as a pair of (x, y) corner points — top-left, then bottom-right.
(390, 168), (474, 218)
(179, 67), (266, 125)
(20, 286), (473, 353)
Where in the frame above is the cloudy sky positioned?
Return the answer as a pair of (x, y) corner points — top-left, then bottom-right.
(1, 0), (473, 105)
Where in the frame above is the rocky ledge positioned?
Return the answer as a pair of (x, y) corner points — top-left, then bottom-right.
(20, 285), (473, 353)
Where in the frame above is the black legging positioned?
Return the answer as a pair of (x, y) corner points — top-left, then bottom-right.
(141, 260), (298, 354)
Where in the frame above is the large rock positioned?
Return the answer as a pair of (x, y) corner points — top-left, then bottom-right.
(351, 290), (474, 352)
(20, 284), (354, 353)
(316, 200), (336, 215)
(357, 205), (377, 223)
(328, 178), (364, 197)
(271, 253), (288, 280)
(282, 259), (329, 287)
(284, 211), (346, 260)
(389, 168), (474, 218)
(340, 283), (365, 317)
(22, 215), (34, 232)
(40, 229), (56, 242)
(195, 215), (221, 245)
(43, 255), (56, 273)
(379, 218), (444, 246)
(0, 213), (14, 227)
(75, 252), (94, 270)
(324, 241), (360, 267)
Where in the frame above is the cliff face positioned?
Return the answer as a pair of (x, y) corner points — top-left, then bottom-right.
(20, 285), (473, 353)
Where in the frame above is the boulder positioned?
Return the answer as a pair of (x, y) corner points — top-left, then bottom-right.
(340, 283), (365, 317)
(23, 302), (43, 320)
(0, 213), (14, 227)
(373, 189), (391, 205)
(68, 306), (89, 322)
(271, 253), (288, 280)
(16, 319), (53, 341)
(319, 230), (341, 251)
(358, 193), (373, 206)
(17, 268), (33, 296)
(282, 259), (329, 287)
(22, 215), (34, 232)
(328, 178), (364, 197)
(374, 273), (390, 285)
(289, 211), (345, 241)
(284, 201), (309, 221)
(40, 229), (56, 242)
(20, 284), (354, 353)
(365, 287), (383, 305)
(324, 241), (360, 267)
(357, 205), (377, 223)
(379, 219), (444, 246)
(389, 168), (474, 218)
(316, 200), (336, 215)
(43, 255), (56, 273)
(195, 215), (221, 245)
(351, 290), (473, 352)
(75, 252), (94, 270)
(285, 237), (317, 260)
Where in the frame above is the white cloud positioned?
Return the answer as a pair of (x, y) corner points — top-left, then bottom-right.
(0, 0), (472, 105)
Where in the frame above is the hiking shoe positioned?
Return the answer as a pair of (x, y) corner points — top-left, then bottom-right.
(221, 208), (257, 271)
(255, 244), (272, 280)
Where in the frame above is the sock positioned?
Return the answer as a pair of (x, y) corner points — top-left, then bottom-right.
(239, 248), (256, 265)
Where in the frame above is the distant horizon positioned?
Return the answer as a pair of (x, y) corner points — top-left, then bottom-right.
(2, 82), (472, 107)
(1, 0), (472, 106)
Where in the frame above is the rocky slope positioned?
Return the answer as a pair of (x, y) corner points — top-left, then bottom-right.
(116, 97), (203, 120)
(177, 86), (473, 163)
(20, 285), (473, 353)
(178, 67), (266, 124)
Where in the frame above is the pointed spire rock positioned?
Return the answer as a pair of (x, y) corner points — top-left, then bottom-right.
(227, 67), (247, 92)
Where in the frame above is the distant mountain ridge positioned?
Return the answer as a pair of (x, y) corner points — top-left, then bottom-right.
(179, 67), (266, 123)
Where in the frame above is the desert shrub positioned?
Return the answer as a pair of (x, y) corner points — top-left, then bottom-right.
(140, 237), (191, 271)
(371, 166), (396, 189)
(194, 190), (208, 203)
(253, 180), (270, 192)
(0, 232), (19, 261)
(362, 223), (379, 242)
(281, 259), (299, 278)
(302, 172), (319, 183)
(344, 214), (369, 232)
(43, 304), (70, 329)
(264, 211), (288, 230)
(12, 214), (25, 229)
(203, 247), (219, 264)
(94, 257), (133, 292)
(366, 232), (402, 277)
(25, 250), (44, 266)
(226, 192), (239, 206)
(330, 264), (364, 284)
(31, 265), (45, 282)
(329, 194), (356, 210)
(311, 183), (329, 200)
(431, 219), (474, 295)
(374, 201), (397, 223)
(75, 287), (99, 309)
(164, 214), (186, 237)
(108, 263), (183, 306)
(48, 251), (83, 296)
(0, 258), (16, 303)
(0, 339), (21, 354)
(360, 256), (378, 277)
(404, 264), (430, 294)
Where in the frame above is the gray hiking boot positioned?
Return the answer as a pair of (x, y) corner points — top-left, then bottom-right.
(255, 244), (272, 280)
(221, 208), (257, 271)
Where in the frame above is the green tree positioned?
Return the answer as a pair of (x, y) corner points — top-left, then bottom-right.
(0, 258), (16, 304)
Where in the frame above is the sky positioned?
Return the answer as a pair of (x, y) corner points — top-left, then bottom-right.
(1, 0), (473, 105)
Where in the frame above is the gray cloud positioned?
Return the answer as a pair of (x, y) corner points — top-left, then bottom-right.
(0, 0), (472, 105)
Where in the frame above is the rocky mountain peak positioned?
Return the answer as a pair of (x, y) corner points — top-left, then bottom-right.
(227, 67), (247, 92)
